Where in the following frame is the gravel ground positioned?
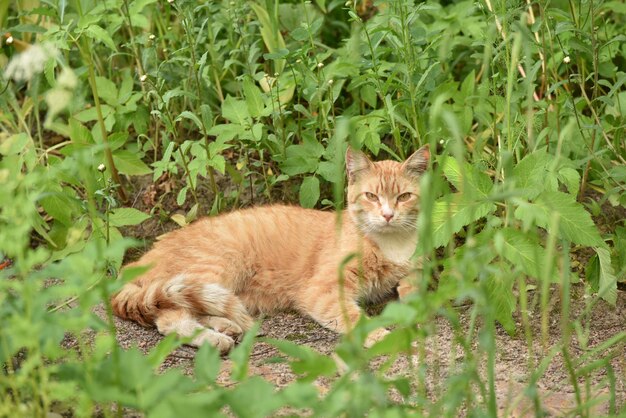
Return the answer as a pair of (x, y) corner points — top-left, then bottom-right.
(77, 283), (625, 417)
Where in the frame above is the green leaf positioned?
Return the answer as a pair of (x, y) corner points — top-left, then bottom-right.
(225, 377), (283, 418)
(511, 150), (552, 199)
(194, 344), (221, 384)
(514, 190), (604, 247)
(222, 96), (250, 125)
(208, 154), (226, 175)
(74, 104), (113, 123)
(176, 111), (205, 132)
(95, 76), (118, 105)
(84, 24), (117, 51)
(242, 77), (264, 118)
(483, 272), (516, 335)
(229, 321), (259, 381)
(264, 338), (336, 381)
(557, 167), (580, 197)
(497, 228), (557, 281)
(112, 150), (152, 175)
(441, 156), (492, 197)
(299, 176), (320, 208)
(595, 247), (617, 305)
(427, 193), (496, 248)
(109, 208), (151, 227)
(40, 192), (79, 227)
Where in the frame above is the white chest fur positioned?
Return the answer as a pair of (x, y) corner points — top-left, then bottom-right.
(370, 232), (417, 265)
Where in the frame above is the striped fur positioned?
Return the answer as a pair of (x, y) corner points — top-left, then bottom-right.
(111, 146), (430, 352)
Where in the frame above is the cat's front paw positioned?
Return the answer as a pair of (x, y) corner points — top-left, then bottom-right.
(363, 327), (390, 348)
(200, 316), (244, 341)
(190, 329), (235, 354)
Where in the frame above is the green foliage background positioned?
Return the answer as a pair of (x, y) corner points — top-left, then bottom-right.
(1, 0), (625, 416)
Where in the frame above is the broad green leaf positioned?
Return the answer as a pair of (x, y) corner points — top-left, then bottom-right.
(84, 24), (117, 51)
(112, 150), (152, 175)
(207, 124), (244, 142)
(243, 77), (264, 118)
(208, 154), (226, 174)
(427, 193), (496, 248)
(511, 149), (552, 199)
(299, 176), (320, 208)
(194, 344), (221, 384)
(176, 111), (205, 132)
(109, 208), (151, 227)
(264, 338), (336, 380)
(40, 192), (79, 227)
(225, 377), (283, 418)
(483, 272), (516, 335)
(74, 104), (113, 123)
(229, 321), (259, 381)
(557, 167), (580, 197)
(221, 96), (250, 125)
(441, 156), (492, 197)
(595, 247), (617, 305)
(0, 133), (31, 155)
(514, 190), (604, 247)
(497, 228), (557, 281)
(95, 76), (118, 105)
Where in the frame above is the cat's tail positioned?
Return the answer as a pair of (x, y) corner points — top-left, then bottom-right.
(111, 274), (254, 331)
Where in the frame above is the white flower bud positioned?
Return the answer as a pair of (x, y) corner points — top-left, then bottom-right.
(328, 79), (334, 85)
(140, 74), (147, 82)
(6, 36), (13, 45)
(97, 164), (106, 172)
(149, 34), (156, 40)
(563, 56), (571, 64)
(317, 62), (324, 68)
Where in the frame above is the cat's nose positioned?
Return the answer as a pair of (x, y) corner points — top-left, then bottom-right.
(383, 213), (394, 222)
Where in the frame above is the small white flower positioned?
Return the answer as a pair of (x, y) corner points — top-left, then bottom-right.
(4, 43), (59, 82)
(563, 56), (571, 64)
(57, 67), (77, 89)
(295, 59), (302, 64)
(328, 79), (334, 85)
(140, 74), (147, 82)
(6, 36), (13, 45)
(97, 164), (106, 172)
(439, 139), (444, 144)
(167, 0), (174, 4)
(345, 0), (351, 6)
(317, 62), (324, 68)
(149, 34), (156, 41)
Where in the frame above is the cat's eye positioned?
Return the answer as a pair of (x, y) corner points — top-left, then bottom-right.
(364, 192), (378, 201)
(397, 193), (412, 202)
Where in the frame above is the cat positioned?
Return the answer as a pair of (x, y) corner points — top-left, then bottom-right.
(111, 146), (430, 353)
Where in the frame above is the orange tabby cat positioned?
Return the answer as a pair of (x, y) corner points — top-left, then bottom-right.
(111, 146), (429, 353)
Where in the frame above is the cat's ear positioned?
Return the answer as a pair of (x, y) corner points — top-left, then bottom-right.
(346, 148), (373, 182)
(402, 145), (430, 177)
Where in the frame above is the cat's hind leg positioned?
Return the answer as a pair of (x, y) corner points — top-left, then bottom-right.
(154, 309), (234, 354)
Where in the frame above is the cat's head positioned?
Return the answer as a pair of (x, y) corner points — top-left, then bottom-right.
(346, 146), (430, 236)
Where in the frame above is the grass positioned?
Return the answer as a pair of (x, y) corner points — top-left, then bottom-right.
(0, 0), (625, 416)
